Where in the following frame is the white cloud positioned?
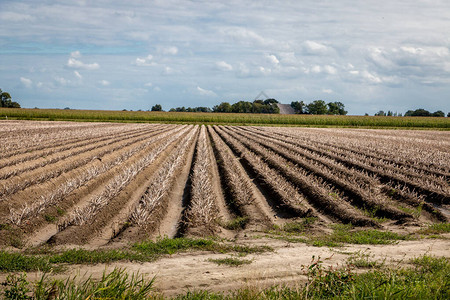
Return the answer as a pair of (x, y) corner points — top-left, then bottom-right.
(224, 27), (271, 47)
(135, 55), (156, 66)
(361, 71), (382, 84)
(324, 65), (337, 75)
(158, 46), (178, 55)
(74, 71), (82, 79)
(67, 58), (99, 70)
(216, 61), (233, 71)
(99, 80), (110, 86)
(310, 65), (321, 73)
(162, 66), (175, 75)
(196, 86), (217, 97)
(303, 41), (328, 55)
(153, 86), (161, 92)
(322, 89), (333, 94)
(259, 66), (271, 76)
(144, 82), (153, 87)
(54, 76), (72, 86)
(237, 63), (250, 77)
(20, 77), (32, 88)
(266, 54), (279, 65)
(70, 51), (81, 58)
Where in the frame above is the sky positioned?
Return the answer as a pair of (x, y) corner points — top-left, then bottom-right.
(1, 0), (449, 115)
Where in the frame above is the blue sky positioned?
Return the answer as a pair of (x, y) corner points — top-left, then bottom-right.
(1, 0), (449, 115)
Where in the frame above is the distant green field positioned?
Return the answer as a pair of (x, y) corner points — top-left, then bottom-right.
(1, 108), (449, 128)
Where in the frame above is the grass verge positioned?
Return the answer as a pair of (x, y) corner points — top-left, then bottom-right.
(0, 237), (271, 272)
(267, 223), (413, 247)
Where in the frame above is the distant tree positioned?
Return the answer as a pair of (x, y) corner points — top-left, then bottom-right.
(291, 101), (305, 114)
(387, 111), (393, 116)
(327, 102), (347, 115)
(231, 101), (253, 113)
(1, 89), (21, 108)
(263, 98), (278, 105)
(151, 104), (163, 111)
(405, 108), (431, 117)
(306, 100), (328, 115)
(448, 112), (450, 117)
(212, 102), (232, 113)
(64, 107), (70, 110)
(432, 110), (445, 117)
(169, 108), (176, 112)
(374, 110), (386, 116)
(364, 113), (369, 116)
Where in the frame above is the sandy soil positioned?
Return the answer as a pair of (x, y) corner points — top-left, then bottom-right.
(6, 236), (448, 297)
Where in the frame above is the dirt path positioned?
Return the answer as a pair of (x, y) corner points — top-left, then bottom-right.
(9, 237), (449, 297)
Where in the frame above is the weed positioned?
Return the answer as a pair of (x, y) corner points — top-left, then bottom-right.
(1, 273), (31, 300)
(222, 217), (249, 230)
(44, 215), (56, 223)
(208, 257), (252, 267)
(302, 255), (355, 298)
(347, 251), (384, 268)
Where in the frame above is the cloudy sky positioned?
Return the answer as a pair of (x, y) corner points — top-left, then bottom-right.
(1, 0), (449, 114)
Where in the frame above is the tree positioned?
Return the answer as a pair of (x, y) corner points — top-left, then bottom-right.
(374, 110), (386, 116)
(405, 108), (431, 117)
(1, 89), (21, 108)
(263, 98), (278, 105)
(306, 100), (328, 115)
(151, 104), (163, 111)
(327, 102), (347, 115)
(231, 101), (253, 113)
(432, 110), (445, 117)
(290, 101), (305, 114)
(212, 102), (232, 113)
(447, 112), (450, 118)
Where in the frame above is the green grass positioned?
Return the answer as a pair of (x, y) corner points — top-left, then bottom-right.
(2, 268), (156, 300)
(418, 222), (450, 235)
(267, 224), (412, 247)
(1, 108), (449, 128)
(0, 237), (271, 272)
(208, 257), (253, 267)
(221, 217), (249, 230)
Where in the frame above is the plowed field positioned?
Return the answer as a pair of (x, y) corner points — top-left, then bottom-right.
(0, 121), (449, 248)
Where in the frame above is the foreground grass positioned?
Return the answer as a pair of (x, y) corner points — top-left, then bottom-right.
(0, 237), (271, 272)
(2, 255), (448, 299)
(1, 108), (449, 128)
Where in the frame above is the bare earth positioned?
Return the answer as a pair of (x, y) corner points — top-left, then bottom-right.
(7, 236), (449, 297)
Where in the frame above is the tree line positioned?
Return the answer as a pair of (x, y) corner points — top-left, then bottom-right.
(152, 99), (281, 114)
(290, 100), (347, 115)
(153, 99), (348, 115)
(373, 109), (448, 117)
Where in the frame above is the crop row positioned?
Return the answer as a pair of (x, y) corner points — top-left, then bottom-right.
(0, 122), (447, 248)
